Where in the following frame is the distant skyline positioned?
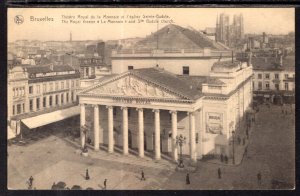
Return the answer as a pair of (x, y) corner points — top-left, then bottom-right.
(8, 8), (295, 42)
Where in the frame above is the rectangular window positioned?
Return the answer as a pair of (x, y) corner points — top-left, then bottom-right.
(13, 88), (16, 97)
(183, 66), (189, 75)
(43, 97), (46, 108)
(17, 104), (22, 114)
(265, 82), (270, 90)
(36, 98), (40, 110)
(17, 104), (21, 114)
(61, 81), (64, 89)
(43, 84), (47, 92)
(29, 86), (33, 94)
(258, 74), (262, 79)
(22, 104), (25, 113)
(128, 109), (131, 117)
(265, 73), (270, 79)
(13, 105), (15, 115)
(56, 95), (59, 105)
(71, 92), (74, 102)
(128, 66), (134, 70)
(49, 96), (52, 106)
(258, 82), (262, 90)
(66, 93), (69, 102)
(285, 83), (289, 91)
(61, 94), (64, 104)
(275, 74), (279, 79)
(252, 81), (255, 89)
(30, 99), (33, 111)
(284, 74), (289, 79)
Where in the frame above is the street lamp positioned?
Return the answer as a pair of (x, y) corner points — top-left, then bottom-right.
(176, 134), (186, 168)
(232, 130), (235, 164)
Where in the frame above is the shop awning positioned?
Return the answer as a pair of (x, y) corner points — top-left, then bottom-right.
(21, 106), (80, 129)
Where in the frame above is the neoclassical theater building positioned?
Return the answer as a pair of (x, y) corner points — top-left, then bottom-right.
(78, 24), (253, 162)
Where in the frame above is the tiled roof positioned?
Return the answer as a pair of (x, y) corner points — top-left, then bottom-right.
(26, 65), (75, 74)
(252, 56), (295, 71)
(129, 68), (204, 100)
(134, 24), (229, 50)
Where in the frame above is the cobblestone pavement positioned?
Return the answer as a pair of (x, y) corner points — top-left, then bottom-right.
(7, 104), (294, 190)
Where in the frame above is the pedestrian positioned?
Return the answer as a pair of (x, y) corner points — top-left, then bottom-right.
(51, 182), (56, 190)
(103, 179), (107, 190)
(257, 172), (262, 185)
(29, 176), (34, 187)
(242, 138), (246, 145)
(186, 173), (190, 185)
(224, 155), (228, 164)
(220, 154), (224, 162)
(85, 169), (90, 180)
(218, 168), (222, 179)
(140, 170), (146, 181)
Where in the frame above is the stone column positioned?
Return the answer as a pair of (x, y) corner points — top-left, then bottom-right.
(122, 107), (128, 155)
(189, 112), (196, 162)
(93, 105), (100, 151)
(107, 106), (114, 153)
(137, 108), (144, 158)
(153, 109), (161, 160)
(198, 109), (203, 159)
(46, 96), (50, 108)
(39, 96), (43, 110)
(63, 92), (67, 104)
(58, 93), (61, 106)
(33, 98), (37, 111)
(80, 104), (86, 148)
(170, 110), (178, 161)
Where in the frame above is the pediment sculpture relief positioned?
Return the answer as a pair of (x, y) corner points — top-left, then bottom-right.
(87, 75), (178, 99)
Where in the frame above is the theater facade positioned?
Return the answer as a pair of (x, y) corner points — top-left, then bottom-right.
(78, 60), (253, 162)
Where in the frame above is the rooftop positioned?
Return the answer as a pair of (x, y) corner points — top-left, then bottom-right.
(26, 64), (75, 74)
(252, 56), (295, 71)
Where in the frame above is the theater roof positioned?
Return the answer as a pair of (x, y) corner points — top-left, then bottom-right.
(133, 24), (229, 51)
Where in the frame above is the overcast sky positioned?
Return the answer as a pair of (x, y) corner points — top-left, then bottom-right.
(8, 8), (295, 42)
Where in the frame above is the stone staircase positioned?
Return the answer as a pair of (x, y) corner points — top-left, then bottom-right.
(66, 137), (176, 171)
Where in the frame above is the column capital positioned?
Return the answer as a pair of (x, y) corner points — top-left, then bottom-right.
(169, 110), (177, 114)
(121, 106), (128, 111)
(152, 109), (160, 113)
(92, 104), (99, 108)
(80, 103), (85, 107)
(106, 105), (113, 109)
(136, 108), (143, 112)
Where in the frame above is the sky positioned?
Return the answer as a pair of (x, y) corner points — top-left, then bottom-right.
(8, 8), (295, 42)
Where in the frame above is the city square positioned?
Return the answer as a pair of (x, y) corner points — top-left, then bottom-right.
(8, 104), (295, 190)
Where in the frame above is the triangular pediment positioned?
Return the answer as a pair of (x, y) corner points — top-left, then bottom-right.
(80, 73), (188, 100)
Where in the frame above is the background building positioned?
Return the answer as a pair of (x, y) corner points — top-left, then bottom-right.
(7, 64), (81, 139)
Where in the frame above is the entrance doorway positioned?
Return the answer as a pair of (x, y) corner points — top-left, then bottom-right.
(144, 132), (147, 150)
